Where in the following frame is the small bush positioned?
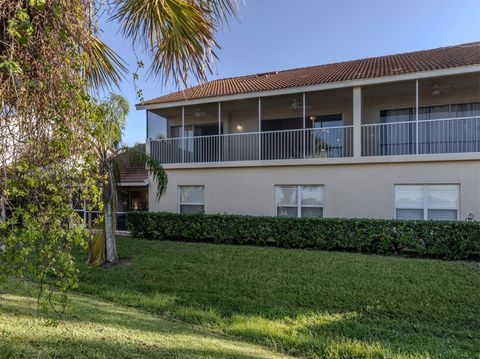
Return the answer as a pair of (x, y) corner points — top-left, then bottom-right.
(126, 212), (480, 260)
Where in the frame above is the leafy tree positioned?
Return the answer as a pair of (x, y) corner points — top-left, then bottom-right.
(1, 1), (102, 310)
(1, 0), (238, 307)
(87, 94), (167, 266)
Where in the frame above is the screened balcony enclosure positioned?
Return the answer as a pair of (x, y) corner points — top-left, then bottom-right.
(149, 88), (353, 164)
(362, 73), (480, 156)
(148, 72), (480, 164)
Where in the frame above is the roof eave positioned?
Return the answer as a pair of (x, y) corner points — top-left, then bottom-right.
(136, 64), (480, 111)
(118, 180), (149, 187)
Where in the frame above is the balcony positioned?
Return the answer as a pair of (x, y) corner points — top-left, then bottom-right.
(362, 116), (480, 157)
(150, 116), (480, 164)
(146, 72), (480, 166)
(150, 126), (353, 164)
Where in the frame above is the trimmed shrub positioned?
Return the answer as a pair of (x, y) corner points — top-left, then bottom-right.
(126, 212), (480, 260)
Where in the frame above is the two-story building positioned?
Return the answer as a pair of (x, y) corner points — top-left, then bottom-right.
(137, 42), (480, 221)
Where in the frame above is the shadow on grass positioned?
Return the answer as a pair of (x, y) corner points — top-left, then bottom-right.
(72, 239), (480, 358)
(1, 336), (289, 359)
(0, 289), (429, 359)
(65, 285), (478, 359)
(0, 284), (293, 359)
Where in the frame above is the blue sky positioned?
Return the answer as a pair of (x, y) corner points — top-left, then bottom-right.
(99, 0), (480, 145)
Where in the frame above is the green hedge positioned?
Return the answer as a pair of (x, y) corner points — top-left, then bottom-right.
(126, 212), (480, 260)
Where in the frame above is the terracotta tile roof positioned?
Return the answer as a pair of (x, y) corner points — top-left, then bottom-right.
(141, 42), (480, 106)
(118, 144), (148, 184)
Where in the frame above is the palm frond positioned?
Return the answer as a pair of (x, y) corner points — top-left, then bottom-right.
(198, 0), (240, 25)
(118, 146), (168, 200)
(83, 34), (128, 90)
(112, 0), (238, 87)
(144, 152), (168, 199)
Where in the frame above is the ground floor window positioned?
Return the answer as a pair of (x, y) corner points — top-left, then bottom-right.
(275, 185), (323, 218)
(179, 185), (205, 214)
(394, 184), (459, 220)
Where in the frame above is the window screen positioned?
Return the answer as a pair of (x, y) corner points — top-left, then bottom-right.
(276, 185), (324, 218)
(395, 184), (458, 220)
(179, 186), (205, 214)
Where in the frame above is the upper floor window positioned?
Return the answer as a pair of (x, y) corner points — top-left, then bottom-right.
(380, 108), (414, 123)
(394, 184), (459, 220)
(179, 186), (204, 214)
(380, 102), (480, 123)
(275, 185), (324, 218)
(311, 113), (343, 128)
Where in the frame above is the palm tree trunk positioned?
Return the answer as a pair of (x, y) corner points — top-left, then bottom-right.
(0, 194), (5, 253)
(0, 195), (5, 222)
(104, 200), (117, 262)
(104, 165), (118, 263)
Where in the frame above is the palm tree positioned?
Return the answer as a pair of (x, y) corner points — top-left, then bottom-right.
(87, 95), (167, 266)
(85, 0), (239, 89)
(82, 0), (239, 265)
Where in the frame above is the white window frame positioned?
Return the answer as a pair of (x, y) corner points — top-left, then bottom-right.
(178, 185), (205, 214)
(275, 185), (324, 218)
(394, 184), (459, 220)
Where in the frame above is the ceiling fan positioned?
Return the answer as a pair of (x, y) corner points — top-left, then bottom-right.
(430, 83), (452, 96)
(280, 99), (312, 110)
(193, 108), (213, 118)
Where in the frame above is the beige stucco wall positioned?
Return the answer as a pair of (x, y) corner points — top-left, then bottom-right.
(149, 160), (480, 220)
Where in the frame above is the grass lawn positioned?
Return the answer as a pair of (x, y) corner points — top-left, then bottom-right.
(70, 237), (480, 359)
(0, 280), (292, 359)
